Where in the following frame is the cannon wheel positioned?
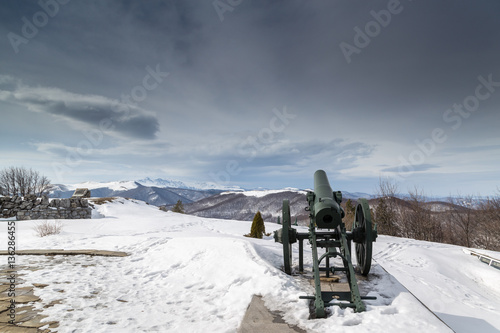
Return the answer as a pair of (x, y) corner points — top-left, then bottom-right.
(282, 199), (293, 275)
(353, 199), (373, 276)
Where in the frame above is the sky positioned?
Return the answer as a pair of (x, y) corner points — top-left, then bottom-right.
(0, 0), (499, 196)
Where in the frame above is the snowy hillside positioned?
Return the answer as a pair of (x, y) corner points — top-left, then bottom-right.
(183, 190), (309, 222)
(2, 198), (499, 332)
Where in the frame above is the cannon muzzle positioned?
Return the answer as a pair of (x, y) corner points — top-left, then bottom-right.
(313, 170), (343, 229)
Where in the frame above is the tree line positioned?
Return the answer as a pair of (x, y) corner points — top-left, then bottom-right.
(372, 179), (500, 251)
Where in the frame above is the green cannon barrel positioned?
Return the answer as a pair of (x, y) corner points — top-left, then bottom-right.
(313, 170), (343, 229)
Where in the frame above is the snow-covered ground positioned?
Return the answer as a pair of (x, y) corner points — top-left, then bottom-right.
(373, 238), (500, 333)
(1, 198), (499, 332)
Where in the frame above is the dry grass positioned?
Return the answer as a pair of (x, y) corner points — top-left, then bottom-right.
(90, 197), (116, 205)
(33, 220), (63, 237)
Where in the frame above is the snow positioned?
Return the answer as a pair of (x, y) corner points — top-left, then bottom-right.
(1, 198), (499, 332)
(373, 237), (500, 333)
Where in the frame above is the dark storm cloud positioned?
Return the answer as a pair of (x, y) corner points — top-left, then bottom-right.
(3, 0), (500, 120)
(49, 103), (159, 140)
(228, 0), (500, 126)
(0, 76), (159, 140)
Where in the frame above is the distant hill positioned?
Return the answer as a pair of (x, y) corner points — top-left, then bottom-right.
(182, 190), (307, 223)
(182, 189), (373, 223)
(366, 196), (458, 213)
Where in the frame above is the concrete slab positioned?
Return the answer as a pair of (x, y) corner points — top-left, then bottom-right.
(0, 324), (42, 333)
(238, 295), (307, 333)
(0, 249), (128, 257)
(0, 266), (59, 332)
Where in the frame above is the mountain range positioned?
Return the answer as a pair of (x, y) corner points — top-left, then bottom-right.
(48, 177), (467, 226)
(48, 178), (374, 221)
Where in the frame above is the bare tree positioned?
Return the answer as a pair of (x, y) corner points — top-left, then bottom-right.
(342, 198), (356, 230)
(446, 195), (479, 248)
(0, 167), (16, 195)
(400, 187), (443, 243)
(0, 167), (52, 197)
(374, 177), (400, 236)
(477, 193), (500, 251)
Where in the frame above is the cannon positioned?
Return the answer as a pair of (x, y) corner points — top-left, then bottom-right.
(274, 170), (377, 317)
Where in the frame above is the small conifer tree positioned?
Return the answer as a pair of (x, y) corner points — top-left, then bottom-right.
(171, 200), (185, 214)
(246, 211), (265, 238)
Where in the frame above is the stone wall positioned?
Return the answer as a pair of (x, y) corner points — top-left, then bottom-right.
(0, 195), (92, 220)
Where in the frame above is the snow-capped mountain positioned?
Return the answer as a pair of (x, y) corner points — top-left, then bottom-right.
(136, 177), (189, 189)
(136, 177), (242, 191)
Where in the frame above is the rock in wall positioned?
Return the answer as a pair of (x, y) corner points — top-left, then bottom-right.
(0, 195), (92, 220)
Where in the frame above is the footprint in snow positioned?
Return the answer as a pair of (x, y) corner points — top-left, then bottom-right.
(381, 307), (399, 315)
(343, 317), (362, 326)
